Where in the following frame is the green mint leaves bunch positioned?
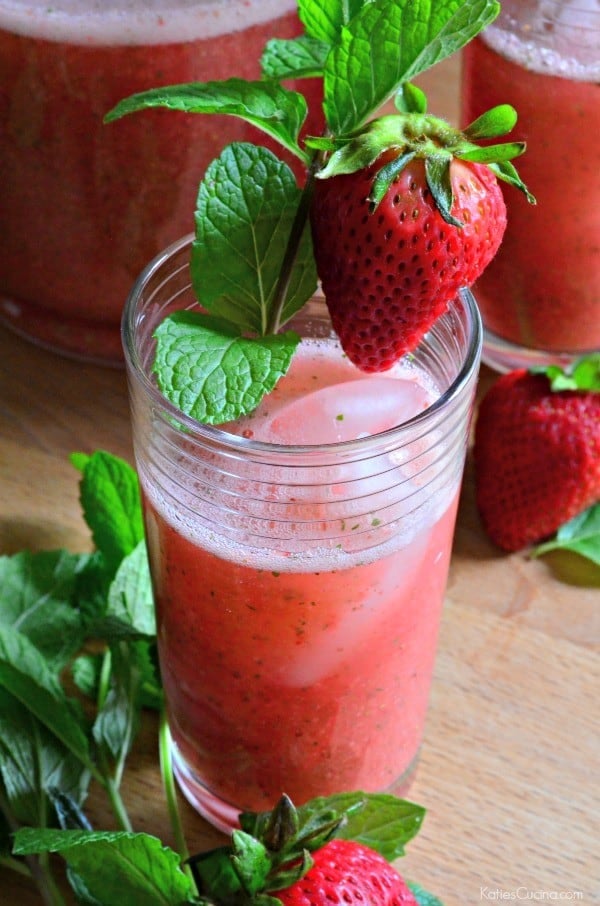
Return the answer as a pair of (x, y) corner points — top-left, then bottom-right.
(105, 0), (506, 426)
(0, 451), (165, 904)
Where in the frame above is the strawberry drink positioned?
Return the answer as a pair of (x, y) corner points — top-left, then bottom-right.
(0, 0), (310, 362)
(461, 5), (600, 370)
(124, 236), (482, 832)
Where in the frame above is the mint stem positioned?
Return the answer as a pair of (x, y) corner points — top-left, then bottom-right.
(266, 151), (323, 335)
(158, 707), (198, 895)
(103, 773), (133, 833)
(0, 791), (67, 906)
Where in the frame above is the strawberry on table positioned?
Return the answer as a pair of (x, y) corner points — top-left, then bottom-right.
(473, 358), (600, 552)
(309, 95), (534, 373)
(188, 792), (441, 905)
(275, 838), (417, 905)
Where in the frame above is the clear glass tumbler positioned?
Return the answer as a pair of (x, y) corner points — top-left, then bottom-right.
(461, 0), (600, 372)
(123, 234), (482, 832)
(0, 0), (311, 364)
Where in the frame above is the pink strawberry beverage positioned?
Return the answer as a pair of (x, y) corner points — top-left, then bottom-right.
(0, 0), (315, 363)
(461, 1), (600, 371)
(124, 236), (482, 832)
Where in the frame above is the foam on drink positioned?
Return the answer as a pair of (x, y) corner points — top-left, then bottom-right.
(0, 0), (297, 44)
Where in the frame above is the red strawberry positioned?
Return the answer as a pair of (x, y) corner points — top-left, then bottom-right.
(308, 102), (533, 373)
(275, 838), (417, 906)
(311, 154), (506, 372)
(188, 793), (433, 905)
(474, 362), (600, 551)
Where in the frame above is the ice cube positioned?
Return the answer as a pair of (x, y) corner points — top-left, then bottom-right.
(260, 377), (431, 445)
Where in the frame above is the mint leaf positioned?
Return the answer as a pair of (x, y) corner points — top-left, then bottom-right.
(323, 0), (500, 135)
(192, 143), (317, 335)
(79, 451), (144, 576)
(408, 880), (445, 905)
(261, 35), (329, 80)
(105, 541), (155, 639)
(13, 829), (195, 906)
(322, 792), (425, 860)
(0, 549), (86, 669)
(153, 312), (300, 425)
(532, 504), (600, 566)
(93, 643), (141, 765)
(0, 689), (90, 828)
(299, 0), (368, 44)
(0, 627), (92, 770)
(105, 78), (308, 163)
(538, 354), (600, 392)
(241, 792), (425, 863)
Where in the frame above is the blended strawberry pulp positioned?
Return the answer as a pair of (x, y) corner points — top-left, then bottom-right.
(142, 340), (461, 821)
(462, 35), (600, 355)
(0, 0), (315, 362)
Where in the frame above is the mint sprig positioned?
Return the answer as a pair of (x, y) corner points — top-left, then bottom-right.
(104, 0), (508, 425)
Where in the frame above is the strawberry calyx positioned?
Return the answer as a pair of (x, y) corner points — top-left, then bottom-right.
(531, 354), (600, 393)
(187, 792), (426, 905)
(306, 84), (534, 226)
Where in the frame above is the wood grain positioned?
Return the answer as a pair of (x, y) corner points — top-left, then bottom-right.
(1, 54), (599, 905)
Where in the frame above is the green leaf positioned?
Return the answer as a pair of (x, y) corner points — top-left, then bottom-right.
(92, 643), (141, 764)
(425, 156), (462, 227)
(105, 541), (155, 639)
(369, 152), (416, 209)
(192, 143), (317, 335)
(13, 828), (195, 906)
(532, 504), (600, 566)
(323, 0), (500, 135)
(0, 689), (90, 828)
(408, 880), (446, 905)
(241, 792), (426, 863)
(153, 312), (300, 425)
(0, 627), (92, 771)
(463, 103), (518, 139)
(329, 792), (426, 860)
(457, 141), (525, 164)
(105, 78), (308, 163)
(299, 0), (369, 45)
(395, 81), (428, 114)
(488, 159), (536, 203)
(261, 35), (329, 80)
(537, 354), (600, 392)
(188, 845), (244, 901)
(0, 549), (86, 669)
(79, 451), (144, 576)
(231, 831), (272, 896)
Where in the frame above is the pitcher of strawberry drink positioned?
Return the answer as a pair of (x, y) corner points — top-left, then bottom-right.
(461, 0), (600, 372)
(0, 0), (313, 363)
(123, 234), (482, 832)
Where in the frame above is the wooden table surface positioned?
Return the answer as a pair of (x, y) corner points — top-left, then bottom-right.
(1, 56), (599, 905)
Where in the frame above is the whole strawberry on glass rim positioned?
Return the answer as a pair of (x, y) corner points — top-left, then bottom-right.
(309, 88), (535, 372)
(187, 791), (441, 905)
(474, 356), (600, 553)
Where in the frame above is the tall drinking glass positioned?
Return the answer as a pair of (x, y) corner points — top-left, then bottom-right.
(123, 235), (482, 832)
(461, 0), (600, 372)
(0, 0), (311, 363)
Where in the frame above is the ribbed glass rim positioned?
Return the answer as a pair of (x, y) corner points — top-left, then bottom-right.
(122, 233), (482, 456)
